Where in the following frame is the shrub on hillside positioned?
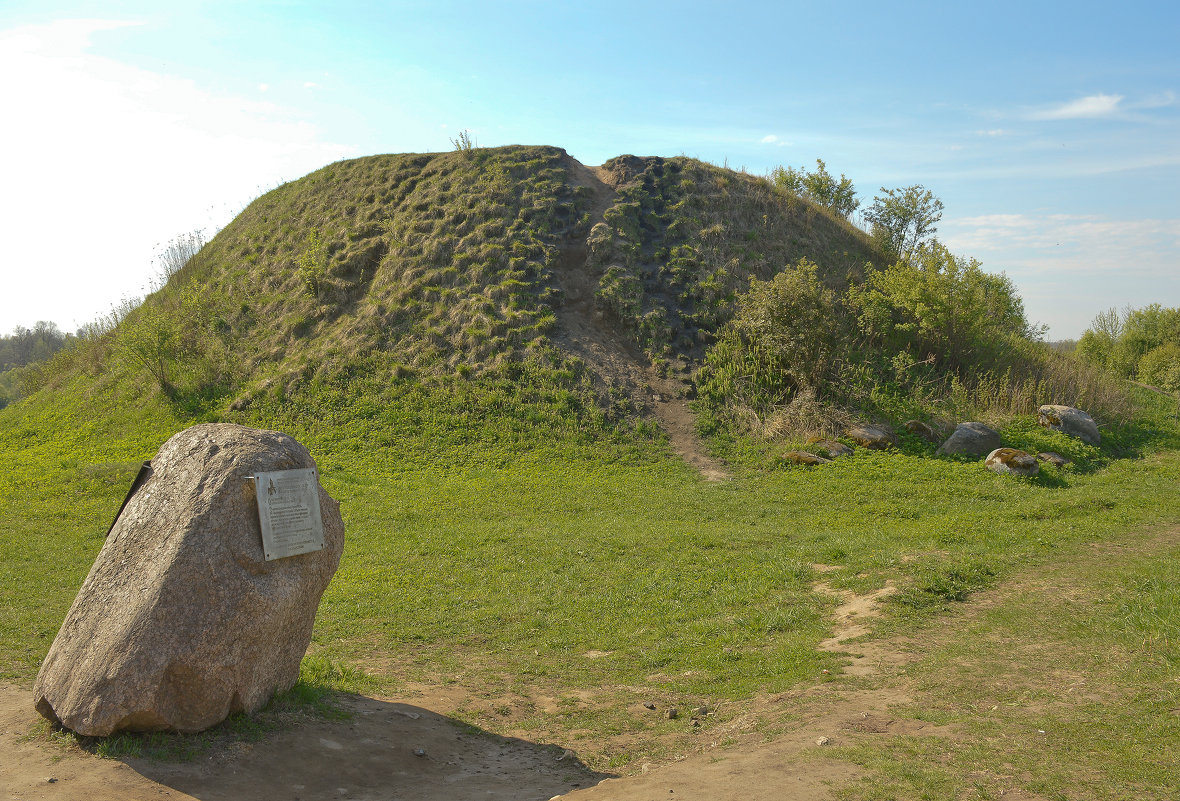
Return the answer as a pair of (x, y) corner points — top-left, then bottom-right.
(698, 243), (1130, 440)
(849, 242), (1031, 374)
(697, 259), (851, 422)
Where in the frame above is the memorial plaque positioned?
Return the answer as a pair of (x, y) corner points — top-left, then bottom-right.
(253, 468), (325, 561)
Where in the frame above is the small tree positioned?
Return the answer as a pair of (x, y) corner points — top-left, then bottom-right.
(865, 185), (944, 260)
(770, 159), (859, 218)
(120, 302), (183, 394)
(298, 229), (329, 298)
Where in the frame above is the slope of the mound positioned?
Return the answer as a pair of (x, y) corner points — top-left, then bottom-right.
(24, 146), (885, 475)
(146, 146), (882, 407)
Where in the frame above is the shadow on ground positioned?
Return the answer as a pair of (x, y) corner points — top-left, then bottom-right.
(114, 694), (608, 801)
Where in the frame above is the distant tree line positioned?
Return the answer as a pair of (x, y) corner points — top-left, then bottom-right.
(1076, 304), (1180, 392)
(0, 321), (72, 371)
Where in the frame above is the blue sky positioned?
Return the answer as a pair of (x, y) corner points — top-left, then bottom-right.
(2, 1), (1177, 338)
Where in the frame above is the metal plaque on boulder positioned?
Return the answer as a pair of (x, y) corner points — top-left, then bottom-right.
(253, 468), (325, 561)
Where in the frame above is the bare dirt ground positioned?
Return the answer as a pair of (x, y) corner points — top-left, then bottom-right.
(554, 159), (729, 482)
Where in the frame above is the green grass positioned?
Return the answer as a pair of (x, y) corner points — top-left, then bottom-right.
(834, 530), (1180, 800)
(5, 369), (1180, 775)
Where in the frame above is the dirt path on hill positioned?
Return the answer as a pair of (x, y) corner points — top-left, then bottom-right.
(555, 158), (729, 481)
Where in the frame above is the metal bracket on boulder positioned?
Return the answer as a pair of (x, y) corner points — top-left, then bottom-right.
(105, 461), (153, 538)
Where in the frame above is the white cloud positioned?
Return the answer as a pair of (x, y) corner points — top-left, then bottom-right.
(760, 134), (778, 143)
(0, 19), (354, 331)
(941, 212), (1180, 336)
(943, 213), (1180, 261)
(1028, 93), (1124, 120)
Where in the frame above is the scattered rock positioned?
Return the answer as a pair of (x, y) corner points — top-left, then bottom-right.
(783, 450), (832, 466)
(904, 419), (939, 442)
(1036, 451), (1071, 468)
(936, 422), (1001, 457)
(643, 701), (656, 710)
(816, 736), (831, 746)
(846, 424), (898, 450)
(665, 707), (679, 720)
(692, 705), (709, 717)
(810, 439), (853, 459)
(985, 447), (1040, 477)
(1038, 405), (1100, 446)
(33, 424), (345, 736)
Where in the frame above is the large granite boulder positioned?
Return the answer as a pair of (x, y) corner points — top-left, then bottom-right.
(936, 422), (1001, 458)
(846, 424), (898, 450)
(33, 424), (345, 736)
(1038, 405), (1100, 446)
(985, 448), (1039, 477)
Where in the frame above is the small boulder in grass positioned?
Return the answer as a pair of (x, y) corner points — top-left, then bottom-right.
(811, 439), (853, 459)
(1038, 405), (1100, 446)
(784, 450), (832, 466)
(936, 422), (1001, 458)
(1037, 451), (1071, 468)
(985, 447), (1039, 477)
(904, 419), (940, 442)
(846, 424), (898, 450)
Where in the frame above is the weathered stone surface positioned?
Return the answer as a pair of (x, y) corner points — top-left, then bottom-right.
(33, 424), (344, 736)
(904, 419), (940, 442)
(846, 424), (898, 450)
(1038, 405), (1100, 446)
(936, 422), (1001, 457)
(1036, 451), (1071, 468)
(985, 447), (1039, 477)
(783, 450), (832, 466)
(810, 439), (853, 459)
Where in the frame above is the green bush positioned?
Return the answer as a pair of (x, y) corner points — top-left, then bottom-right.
(849, 242), (1030, 374)
(697, 259), (850, 420)
(1139, 343), (1180, 392)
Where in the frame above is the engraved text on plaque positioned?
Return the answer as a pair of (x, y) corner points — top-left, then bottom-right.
(254, 468), (325, 561)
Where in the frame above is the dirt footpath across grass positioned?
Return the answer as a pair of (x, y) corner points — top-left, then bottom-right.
(4, 525), (1180, 800)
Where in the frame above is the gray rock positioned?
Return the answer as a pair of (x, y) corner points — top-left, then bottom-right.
(809, 439), (853, 459)
(846, 424), (898, 450)
(936, 422), (1001, 457)
(1038, 405), (1100, 446)
(1036, 451), (1070, 468)
(904, 419), (940, 442)
(783, 450), (833, 466)
(33, 424), (344, 736)
(985, 447), (1039, 477)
